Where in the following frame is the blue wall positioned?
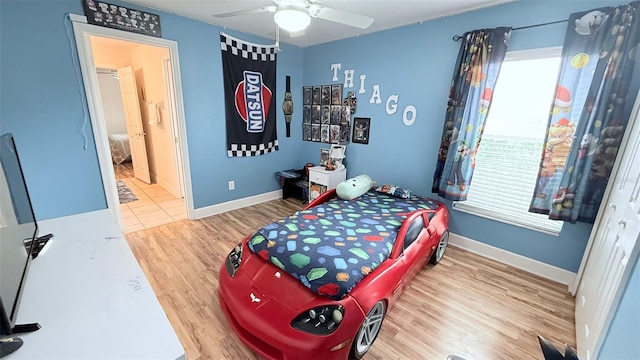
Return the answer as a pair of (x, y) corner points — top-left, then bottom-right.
(1, 0), (106, 218)
(301, 0), (628, 272)
(0, 0), (304, 219)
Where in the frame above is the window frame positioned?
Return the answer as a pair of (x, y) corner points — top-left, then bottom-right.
(451, 46), (564, 236)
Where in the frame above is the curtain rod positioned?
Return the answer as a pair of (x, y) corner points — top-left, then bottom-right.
(452, 19), (568, 41)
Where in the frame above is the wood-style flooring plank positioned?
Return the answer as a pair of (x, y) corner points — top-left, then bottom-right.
(125, 197), (575, 360)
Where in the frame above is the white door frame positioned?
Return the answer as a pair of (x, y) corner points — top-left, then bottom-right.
(162, 57), (185, 198)
(71, 14), (194, 228)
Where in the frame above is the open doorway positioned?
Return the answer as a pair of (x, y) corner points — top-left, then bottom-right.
(91, 35), (185, 233)
(71, 16), (193, 232)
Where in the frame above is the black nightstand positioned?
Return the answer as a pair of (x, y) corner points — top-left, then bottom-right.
(276, 169), (308, 202)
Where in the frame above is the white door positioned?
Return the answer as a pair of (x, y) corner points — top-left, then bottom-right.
(575, 94), (640, 360)
(117, 66), (151, 184)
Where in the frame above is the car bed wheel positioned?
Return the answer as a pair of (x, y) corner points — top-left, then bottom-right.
(351, 300), (386, 359)
(430, 230), (449, 264)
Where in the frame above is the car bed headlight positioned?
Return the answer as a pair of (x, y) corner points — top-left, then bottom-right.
(291, 305), (344, 335)
(225, 243), (243, 277)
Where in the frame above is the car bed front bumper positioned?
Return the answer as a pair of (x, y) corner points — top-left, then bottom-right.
(218, 262), (364, 360)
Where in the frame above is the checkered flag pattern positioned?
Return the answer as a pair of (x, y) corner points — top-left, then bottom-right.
(227, 140), (279, 157)
(220, 32), (278, 158)
(220, 34), (277, 62)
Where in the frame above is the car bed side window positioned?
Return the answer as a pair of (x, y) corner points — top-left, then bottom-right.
(403, 215), (425, 250)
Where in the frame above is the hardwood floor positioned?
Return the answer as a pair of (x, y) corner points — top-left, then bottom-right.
(114, 161), (134, 179)
(124, 198), (575, 360)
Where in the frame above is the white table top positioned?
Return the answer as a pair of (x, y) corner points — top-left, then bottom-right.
(6, 209), (185, 360)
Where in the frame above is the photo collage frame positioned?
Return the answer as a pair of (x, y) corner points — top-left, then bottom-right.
(302, 84), (351, 144)
(82, 0), (162, 37)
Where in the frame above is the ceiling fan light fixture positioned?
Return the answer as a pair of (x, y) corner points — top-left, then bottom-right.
(274, 7), (311, 32)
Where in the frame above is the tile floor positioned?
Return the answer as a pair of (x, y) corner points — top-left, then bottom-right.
(119, 177), (186, 233)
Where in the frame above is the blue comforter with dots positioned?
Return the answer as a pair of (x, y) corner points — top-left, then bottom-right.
(246, 190), (439, 300)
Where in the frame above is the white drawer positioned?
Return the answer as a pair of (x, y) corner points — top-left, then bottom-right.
(309, 171), (329, 185)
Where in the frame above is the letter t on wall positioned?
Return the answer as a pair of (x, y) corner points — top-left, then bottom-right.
(331, 63), (341, 81)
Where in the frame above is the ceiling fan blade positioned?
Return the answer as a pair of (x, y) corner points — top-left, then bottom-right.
(212, 5), (276, 19)
(312, 6), (374, 29)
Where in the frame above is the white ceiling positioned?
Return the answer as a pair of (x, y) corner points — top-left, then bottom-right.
(125, 0), (514, 47)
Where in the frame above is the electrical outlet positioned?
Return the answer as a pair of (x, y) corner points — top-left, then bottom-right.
(228, 180), (235, 190)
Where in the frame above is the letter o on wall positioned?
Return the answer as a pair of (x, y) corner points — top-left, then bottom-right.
(403, 105), (417, 126)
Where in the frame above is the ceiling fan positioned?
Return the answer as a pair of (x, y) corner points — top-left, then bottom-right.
(212, 0), (374, 34)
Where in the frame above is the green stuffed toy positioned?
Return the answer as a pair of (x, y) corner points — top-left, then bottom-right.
(336, 174), (373, 200)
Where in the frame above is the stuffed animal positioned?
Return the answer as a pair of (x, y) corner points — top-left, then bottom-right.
(336, 174), (373, 200)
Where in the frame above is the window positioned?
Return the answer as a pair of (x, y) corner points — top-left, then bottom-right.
(403, 215), (425, 249)
(452, 47), (564, 235)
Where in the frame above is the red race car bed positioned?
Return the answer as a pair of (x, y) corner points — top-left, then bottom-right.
(219, 185), (449, 360)
(246, 190), (440, 300)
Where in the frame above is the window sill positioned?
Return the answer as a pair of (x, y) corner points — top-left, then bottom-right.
(452, 202), (562, 237)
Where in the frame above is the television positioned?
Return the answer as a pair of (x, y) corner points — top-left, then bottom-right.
(0, 133), (39, 357)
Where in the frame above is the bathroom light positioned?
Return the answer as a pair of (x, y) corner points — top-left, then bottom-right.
(274, 7), (311, 32)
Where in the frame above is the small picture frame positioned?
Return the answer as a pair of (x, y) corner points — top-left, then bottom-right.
(330, 125), (341, 144)
(331, 84), (342, 105)
(312, 86), (321, 105)
(320, 124), (330, 143)
(352, 117), (370, 144)
(339, 122), (351, 143)
(303, 105), (311, 124)
(330, 105), (341, 125)
(312, 124), (321, 142)
(321, 105), (331, 125)
(303, 124), (312, 141)
(321, 85), (331, 105)
(341, 105), (351, 122)
(311, 105), (321, 124)
(303, 86), (312, 105)
(310, 183), (327, 200)
(320, 148), (330, 166)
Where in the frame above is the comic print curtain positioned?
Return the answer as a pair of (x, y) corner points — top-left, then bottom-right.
(220, 33), (278, 157)
(530, 2), (640, 223)
(432, 27), (511, 201)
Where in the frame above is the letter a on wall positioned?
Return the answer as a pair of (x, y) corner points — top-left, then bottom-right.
(220, 33), (278, 157)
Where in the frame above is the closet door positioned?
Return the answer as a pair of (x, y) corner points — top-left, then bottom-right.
(575, 94), (640, 360)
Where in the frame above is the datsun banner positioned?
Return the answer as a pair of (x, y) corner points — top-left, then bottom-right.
(220, 33), (278, 157)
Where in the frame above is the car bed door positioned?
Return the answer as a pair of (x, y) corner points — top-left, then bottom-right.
(401, 214), (432, 290)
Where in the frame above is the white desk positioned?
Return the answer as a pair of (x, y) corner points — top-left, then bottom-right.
(6, 210), (185, 360)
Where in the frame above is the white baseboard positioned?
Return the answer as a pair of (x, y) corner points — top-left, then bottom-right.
(150, 173), (181, 199)
(449, 233), (576, 288)
(192, 190), (283, 219)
